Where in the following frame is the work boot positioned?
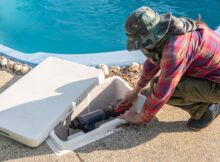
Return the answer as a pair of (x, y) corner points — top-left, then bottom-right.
(187, 103), (220, 131)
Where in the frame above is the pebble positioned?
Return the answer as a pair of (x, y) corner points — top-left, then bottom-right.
(20, 65), (30, 74)
(129, 62), (140, 72)
(110, 66), (120, 73)
(0, 56), (4, 61)
(1, 58), (8, 66)
(98, 64), (109, 76)
(14, 64), (23, 72)
(8, 60), (16, 69)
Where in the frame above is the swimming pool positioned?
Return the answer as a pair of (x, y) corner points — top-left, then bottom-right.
(0, 0), (220, 54)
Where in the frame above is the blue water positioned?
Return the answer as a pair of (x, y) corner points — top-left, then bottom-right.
(0, 0), (219, 54)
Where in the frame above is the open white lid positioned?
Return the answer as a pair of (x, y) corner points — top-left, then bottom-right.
(0, 57), (104, 147)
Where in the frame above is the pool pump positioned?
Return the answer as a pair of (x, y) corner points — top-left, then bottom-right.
(69, 100), (132, 132)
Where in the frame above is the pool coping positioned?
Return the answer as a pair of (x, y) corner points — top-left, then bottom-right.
(0, 44), (146, 67)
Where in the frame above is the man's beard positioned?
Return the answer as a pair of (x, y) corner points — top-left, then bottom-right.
(141, 48), (161, 65)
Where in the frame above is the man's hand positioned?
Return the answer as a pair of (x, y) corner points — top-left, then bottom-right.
(120, 109), (154, 124)
(121, 85), (142, 103)
(119, 110), (144, 124)
(122, 90), (138, 104)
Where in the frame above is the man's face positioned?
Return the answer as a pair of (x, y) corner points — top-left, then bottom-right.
(140, 47), (161, 65)
(140, 48), (152, 57)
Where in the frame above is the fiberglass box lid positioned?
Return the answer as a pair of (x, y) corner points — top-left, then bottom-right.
(0, 57), (104, 147)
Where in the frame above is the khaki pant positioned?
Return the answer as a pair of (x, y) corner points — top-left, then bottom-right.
(146, 76), (220, 120)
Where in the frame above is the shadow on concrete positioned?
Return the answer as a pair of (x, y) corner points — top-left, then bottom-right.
(0, 136), (53, 161)
(76, 117), (191, 153)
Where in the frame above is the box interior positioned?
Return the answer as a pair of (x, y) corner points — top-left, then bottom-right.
(54, 78), (128, 141)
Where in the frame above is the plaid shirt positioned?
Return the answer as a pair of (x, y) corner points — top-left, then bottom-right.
(138, 24), (220, 121)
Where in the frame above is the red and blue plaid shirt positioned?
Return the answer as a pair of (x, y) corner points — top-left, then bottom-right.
(138, 24), (220, 121)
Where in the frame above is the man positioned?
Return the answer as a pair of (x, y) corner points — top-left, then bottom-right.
(120, 6), (220, 130)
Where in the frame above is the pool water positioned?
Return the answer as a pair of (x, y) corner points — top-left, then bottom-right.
(0, 0), (219, 54)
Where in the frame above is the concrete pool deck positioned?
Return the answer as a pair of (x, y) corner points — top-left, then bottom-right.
(0, 70), (219, 162)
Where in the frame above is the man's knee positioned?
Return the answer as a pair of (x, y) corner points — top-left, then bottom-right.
(175, 76), (220, 103)
(169, 76), (203, 104)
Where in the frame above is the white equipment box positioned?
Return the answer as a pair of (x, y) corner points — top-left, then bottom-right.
(0, 57), (146, 155)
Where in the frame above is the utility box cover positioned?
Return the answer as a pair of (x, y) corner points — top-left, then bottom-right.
(0, 57), (104, 147)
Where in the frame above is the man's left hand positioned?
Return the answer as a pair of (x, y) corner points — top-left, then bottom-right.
(119, 110), (144, 124)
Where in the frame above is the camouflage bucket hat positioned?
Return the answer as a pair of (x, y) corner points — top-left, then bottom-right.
(125, 6), (172, 51)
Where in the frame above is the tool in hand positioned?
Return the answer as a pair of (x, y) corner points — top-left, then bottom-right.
(114, 99), (132, 114)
